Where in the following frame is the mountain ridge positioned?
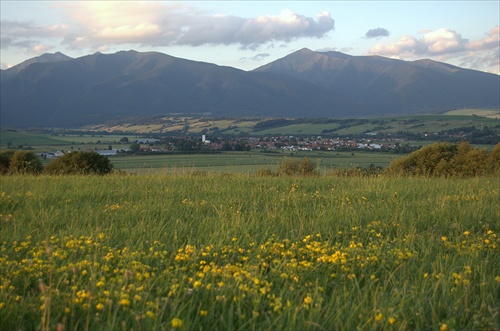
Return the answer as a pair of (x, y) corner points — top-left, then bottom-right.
(253, 48), (499, 114)
(1, 49), (498, 128)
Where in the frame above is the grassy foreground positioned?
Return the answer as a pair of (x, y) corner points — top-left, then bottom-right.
(0, 174), (498, 330)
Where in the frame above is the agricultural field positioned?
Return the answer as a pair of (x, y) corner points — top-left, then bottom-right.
(83, 112), (499, 136)
(0, 174), (498, 330)
(444, 109), (500, 119)
(111, 151), (398, 175)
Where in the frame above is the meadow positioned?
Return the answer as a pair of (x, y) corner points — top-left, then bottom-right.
(0, 174), (498, 330)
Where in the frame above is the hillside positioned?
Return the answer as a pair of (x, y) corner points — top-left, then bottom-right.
(1, 49), (499, 128)
(254, 48), (500, 116)
(0, 51), (357, 128)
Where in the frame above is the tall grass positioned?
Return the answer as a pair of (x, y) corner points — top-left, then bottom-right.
(0, 174), (498, 330)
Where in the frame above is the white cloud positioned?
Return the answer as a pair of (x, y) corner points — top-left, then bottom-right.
(54, 3), (334, 50)
(1, 2), (334, 57)
(30, 44), (54, 55)
(369, 26), (499, 73)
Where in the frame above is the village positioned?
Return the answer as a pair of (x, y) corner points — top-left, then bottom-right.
(39, 134), (418, 159)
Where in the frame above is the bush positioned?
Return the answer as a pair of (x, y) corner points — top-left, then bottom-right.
(0, 150), (15, 175)
(386, 141), (499, 177)
(277, 157), (318, 176)
(44, 151), (113, 175)
(255, 168), (274, 177)
(7, 151), (43, 175)
(329, 164), (383, 177)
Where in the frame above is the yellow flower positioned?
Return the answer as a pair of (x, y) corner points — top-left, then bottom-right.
(441, 236), (447, 242)
(119, 298), (130, 306)
(146, 311), (155, 319)
(388, 317), (396, 324)
(200, 310), (208, 316)
(96, 303), (104, 310)
(424, 273), (429, 278)
(303, 296), (313, 304)
(440, 324), (448, 331)
(463, 231), (470, 236)
(171, 318), (183, 328)
(375, 313), (383, 321)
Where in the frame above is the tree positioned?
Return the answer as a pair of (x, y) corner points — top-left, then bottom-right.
(221, 142), (233, 151)
(8, 151), (43, 174)
(129, 142), (140, 153)
(44, 151), (113, 175)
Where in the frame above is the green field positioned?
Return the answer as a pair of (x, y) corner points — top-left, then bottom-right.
(67, 112), (500, 136)
(0, 174), (498, 330)
(111, 151), (398, 174)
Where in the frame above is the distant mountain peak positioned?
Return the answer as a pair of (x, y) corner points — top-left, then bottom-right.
(0, 51), (73, 80)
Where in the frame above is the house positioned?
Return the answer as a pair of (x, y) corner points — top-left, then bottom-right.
(96, 149), (118, 156)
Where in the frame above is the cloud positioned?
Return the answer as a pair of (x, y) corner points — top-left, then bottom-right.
(250, 53), (270, 61)
(239, 52), (271, 64)
(368, 26), (499, 73)
(52, 3), (334, 50)
(365, 28), (389, 39)
(1, 20), (68, 39)
(1, 2), (334, 58)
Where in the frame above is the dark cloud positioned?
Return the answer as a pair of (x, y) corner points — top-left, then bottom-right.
(365, 28), (390, 39)
(250, 53), (270, 61)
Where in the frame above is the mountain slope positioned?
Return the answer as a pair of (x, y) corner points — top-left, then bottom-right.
(1, 51), (359, 128)
(1, 49), (498, 128)
(0, 52), (73, 82)
(254, 48), (500, 114)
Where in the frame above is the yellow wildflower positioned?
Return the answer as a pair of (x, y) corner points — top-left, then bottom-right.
(389, 317), (396, 324)
(119, 298), (130, 306)
(171, 318), (183, 328)
(375, 313), (383, 321)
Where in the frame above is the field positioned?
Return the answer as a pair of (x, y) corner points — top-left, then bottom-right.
(111, 152), (398, 174)
(0, 174), (498, 330)
(443, 109), (500, 119)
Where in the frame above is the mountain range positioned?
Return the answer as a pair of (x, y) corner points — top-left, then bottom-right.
(1, 48), (499, 128)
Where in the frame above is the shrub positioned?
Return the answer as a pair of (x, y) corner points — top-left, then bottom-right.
(386, 141), (499, 177)
(277, 157), (318, 176)
(7, 150), (43, 175)
(0, 150), (15, 175)
(329, 164), (383, 177)
(255, 168), (274, 177)
(44, 151), (113, 175)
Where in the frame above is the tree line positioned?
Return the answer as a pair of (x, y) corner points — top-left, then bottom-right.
(1, 141), (498, 177)
(0, 151), (113, 175)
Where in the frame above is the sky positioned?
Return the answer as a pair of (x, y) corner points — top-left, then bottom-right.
(1, 1), (499, 74)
